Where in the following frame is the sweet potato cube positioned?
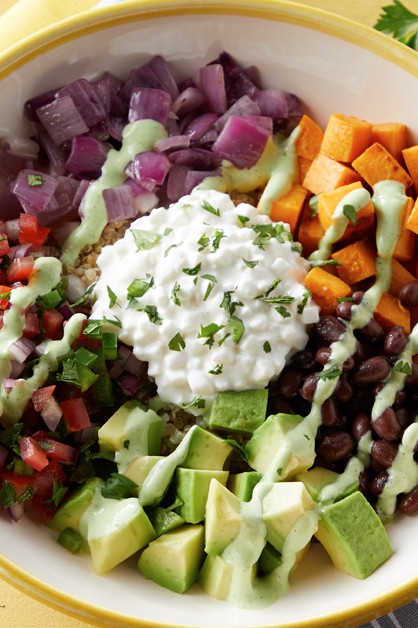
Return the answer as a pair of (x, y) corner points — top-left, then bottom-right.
(331, 239), (376, 285)
(374, 293), (410, 334)
(303, 153), (361, 195)
(393, 197), (415, 263)
(389, 259), (415, 298)
(406, 196), (418, 235)
(370, 122), (407, 160)
(296, 114), (324, 160)
(320, 113), (372, 163)
(269, 184), (308, 234)
(297, 156), (312, 184)
(317, 181), (375, 242)
(352, 142), (413, 188)
(297, 206), (325, 257)
(402, 145), (418, 193)
(304, 266), (351, 315)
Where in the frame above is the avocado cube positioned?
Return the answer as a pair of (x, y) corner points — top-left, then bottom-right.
(49, 477), (103, 534)
(181, 426), (233, 470)
(147, 506), (185, 537)
(138, 524), (205, 593)
(262, 482), (316, 552)
(315, 491), (393, 579)
(88, 497), (156, 574)
(124, 456), (164, 491)
(204, 479), (241, 555)
(245, 413), (310, 479)
(227, 471), (261, 502)
(259, 542), (282, 575)
(296, 467), (359, 503)
(98, 401), (162, 455)
(198, 554), (233, 600)
(209, 389), (268, 434)
(174, 468), (229, 524)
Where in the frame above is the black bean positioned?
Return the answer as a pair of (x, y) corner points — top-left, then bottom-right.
(356, 318), (385, 344)
(383, 325), (408, 356)
(399, 280), (418, 308)
(276, 367), (303, 399)
(335, 300), (353, 321)
(370, 471), (389, 496)
(352, 413), (371, 442)
(315, 347), (331, 365)
(404, 362), (418, 387)
(333, 374), (353, 402)
(300, 373), (318, 401)
(317, 431), (355, 462)
(315, 315), (346, 344)
(398, 486), (418, 515)
(372, 407), (401, 441)
(352, 291), (364, 304)
(395, 407), (410, 429)
(353, 341), (369, 364)
(370, 440), (398, 468)
(353, 356), (391, 385)
(291, 349), (317, 371)
(321, 398), (341, 427)
(267, 396), (294, 415)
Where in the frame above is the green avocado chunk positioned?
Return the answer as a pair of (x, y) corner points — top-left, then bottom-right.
(204, 479), (241, 555)
(147, 506), (185, 537)
(315, 491), (393, 579)
(48, 477), (104, 534)
(174, 468), (229, 524)
(296, 467), (359, 503)
(198, 554), (233, 600)
(181, 425), (233, 470)
(227, 471), (261, 502)
(208, 389), (268, 434)
(98, 400), (162, 455)
(138, 524), (205, 593)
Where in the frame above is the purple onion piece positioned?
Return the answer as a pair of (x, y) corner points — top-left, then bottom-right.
(8, 243), (32, 261)
(184, 169), (221, 195)
(57, 78), (107, 127)
(212, 115), (272, 169)
(128, 87), (172, 126)
(36, 96), (89, 145)
(65, 136), (109, 179)
(168, 147), (222, 170)
(154, 134), (191, 153)
(11, 169), (58, 213)
(108, 116), (126, 142)
(253, 88), (288, 119)
(41, 396), (63, 432)
(147, 55), (180, 100)
(24, 86), (62, 122)
(35, 126), (67, 177)
(5, 219), (20, 242)
(213, 95), (261, 132)
(51, 221), (79, 248)
(172, 86), (206, 117)
(182, 112), (219, 141)
(125, 150), (171, 190)
(10, 360), (25, 379)
(93, 71), (127, 117)
(2, 378), (17, 394)
(210, 51), (260, 106)
(102, 184), (138, 221)
(199, 64), (227, 114)
(9, 501), (27, 523)
(166, 164), (189, 201)
(8, 337), (37, 364)
(117, 372), (144, 397)
(72, 179), (91, 210)
(121, 64), (166, 102)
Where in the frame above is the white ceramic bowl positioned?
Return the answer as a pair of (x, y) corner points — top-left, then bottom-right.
(0, 2), (417, 627)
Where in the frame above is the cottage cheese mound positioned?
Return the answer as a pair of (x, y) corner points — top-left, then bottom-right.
(91, 189), (319, 410)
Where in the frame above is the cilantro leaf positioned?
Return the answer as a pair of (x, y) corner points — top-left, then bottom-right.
(297, 289), (312, 314)
(394, 360), (412, 374)
(243, 259), (258, 268)
(202, 199), (220, 216)
(180, 395), (206, 409)
(228, 316), (244, 343)
(107, 285), (118, 308)
(263, 340), (271, 353)
(127, 274), (154, 300)
(223, 438), (249, 462)
(237, 215), (250, 225)
(374, 0), (418, 49)
(101, 473), (138, 500)
(342, 204), (357, 225)
(182, 262), (202, 276)
(171, 282), (181, 306)
(317, 365), (343, 381)
(69, 282), (96, 308)
(197, 322), (224, 348)
(142, 305), (162, 325)
(168, 332), (186, 351)
(27, 173), (44, 187)
(209, 364), (223, 375)
(130, 229), (162, 251)
(275, 306), (291, 318)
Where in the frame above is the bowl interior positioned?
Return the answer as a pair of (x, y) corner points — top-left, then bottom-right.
(0, 3), (417, 627)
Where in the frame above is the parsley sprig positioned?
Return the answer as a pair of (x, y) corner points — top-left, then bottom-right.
(374, 0), (418, 49)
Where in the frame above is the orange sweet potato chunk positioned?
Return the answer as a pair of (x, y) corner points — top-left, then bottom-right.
(296, 114), (324, 161)
(304, 266), (351, 315)
(303, 153), (361, 195)
(393, 197), (415, 263)
(331, 239), (376, 285)
(317, 181), (375, 242)
(297, 206), (325, 257)
(406, 196), (418, 235)
(269, 184), (308, 234)
(352, 142), (413, 188)
(374, 292), (411, 334)
(389, 259), (416, 298)
(402, 145), (418, 193)
(320, 113), (372, 163)
(297, 156), (312, 184)
(370, 122), (407, 160)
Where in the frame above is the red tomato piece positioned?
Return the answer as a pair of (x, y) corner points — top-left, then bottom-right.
(23, 311), (40, 338)
(0, 233), (11, 258)
(19, 436), (49, 471)
(6, 256), (35, 283)
(0, 285), (12, 310)
(18, 214), (50, 246)
(42, 309), (64, 339)
(60, 398), (91, 433)
(31, 430), (78, 466)
(0, 472), (33, 500)
(31, 385), (56, 412)
(32, 459), (66, 499)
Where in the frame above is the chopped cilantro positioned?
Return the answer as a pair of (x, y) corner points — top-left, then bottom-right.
(164, 242), (182, 257)
(228, 316), (244, 343)
(69, 282), (96, 307)
(243, 259), (258, 268)
(202, 199), (220, 216)
(237, 215), (250, 225)
(309, 259), (342, 268)
(394, 360), (412, 374)
(317, 365), (343, 380)
(297, 289), (312, 314)
(180, 395), (206, 409)
(27, 173), (44, 187)
(197, 322), (224, 348)
(336, 296), (354, 303)
(171, 282), (181, 306)
(130, 229), (162, 251)
(106, 285), (118, 309)
(343, 204), (357, 225)
(197, 233), (210, 250)
(220, 291), (243, 317)
(127, 274), (154, 300)
(263, 340), (271, 353)
(209, 364), (223, 375)
(101, 473), (138, 500)
(182, 262), (202, 276)
(275, 306), (291, 318)
(212, 229), (225, 250)
(168, 332), (186, 351)
(223, 438), (249, 462)
(259, 295), (295, 304)
(83, 316), (121, 336)
(142, 305), (162, 325)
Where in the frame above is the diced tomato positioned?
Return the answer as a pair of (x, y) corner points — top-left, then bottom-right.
(23, 311), (40, 338)
(32, 431), (78, 466)
(6, 256), (35, 283)
(60, 398), (91, 433)
(18, 214), (50, 246)
(0, 472), (33, 504)
(31, 386), (56, 412)
(0, 285), (12, 310)
(0, 233), (11, 258)
(32, 494), (58, 522)
(42, 309), (64, 339)
(19, 436), (49, 471)
(32, 459), (66, 499)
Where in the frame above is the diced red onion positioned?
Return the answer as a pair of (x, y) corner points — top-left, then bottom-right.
(134, 191), (159, 215)
(85, 120), (110, 142)
(10, 361), (25, 378)
(1, 136), (40, 160)
(93, 71), (127, 117)
(102, 183), (139, 221)
(197, 129), (219, 146)
(168, 148), (222, 170)
(11, 169), (58, 214)
(9, 501), (26, 523)
(121, 63), (167, 102)
(8, 243), (32, 261)
(213, 95), (261, 132)
(172, 87), (206, 117)
(41, 396), (63, 431)
(212, 115), (272, 169)
(2, 378), (17, 393)
(8, 337), (37, 363)
(212, 51), (260, 105)
(107, 116), (126, 142)
(23, 312), (40, 338)
(154, 135), (191, 153)
(24, 87), (62, 121)
(5, 218), (20, 242)
(57, 78), (107, 127)
(253, 88), (288, 119)
(66, 273), (88, 304)
(184, 169), (220, 194)
(35, 126), (66, 177)
(117, 372), (144, 397)
(166, 164), (189, 201)
(50, 221), (79, 248)
(128, 88), (172, 126)
(108, 362), (124, 379)
(147, 55), (180, 100)
(36, 96), (89, 145)
(34, 341), (47, 357)
(125, 151), (171, 190)
(58, 304), (75, 321)
(72, 424), (98, 443)
(199, 64), (227, 114)
(182, 112), (219, 141)
(72, 179), (91, 211)
(65, 136), (109, 179)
